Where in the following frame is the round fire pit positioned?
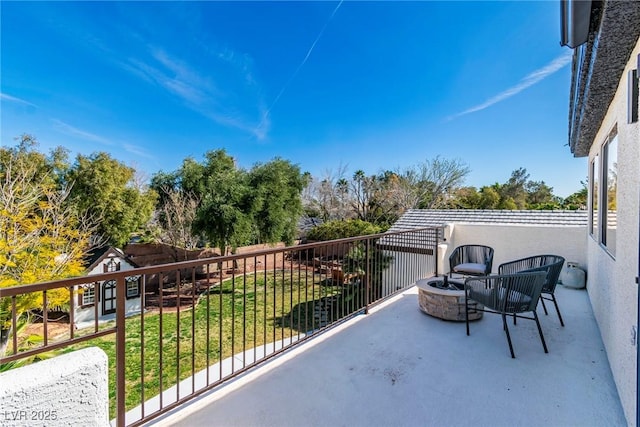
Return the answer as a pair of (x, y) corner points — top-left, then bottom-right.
(416, 277), (483, 321)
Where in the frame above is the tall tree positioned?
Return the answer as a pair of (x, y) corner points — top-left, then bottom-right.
(0, 136), (97, 354)
(525, 180), (558, 208)
(499, 167), (529, 209)
(387, 157), (470, 210)
(302, 165), (350, 221)
(157, 187), (201, 253)
(562, 182), (588, 210)
(448, 186), (482, 209)
(247, 158), (305, 245)
(65, 152), (157, 247)
(351, 170), (375, 221)
(415, 157), (471, 208)
(189, 150), (252, 255)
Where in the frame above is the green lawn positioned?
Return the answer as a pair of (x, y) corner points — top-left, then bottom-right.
(65, 270), (362, 418)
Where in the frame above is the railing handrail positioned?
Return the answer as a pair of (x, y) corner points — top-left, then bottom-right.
(0, 226), (442, 298)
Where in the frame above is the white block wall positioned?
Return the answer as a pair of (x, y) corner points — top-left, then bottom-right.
(0, 347), (109, 427)
(442, 223), (587, 274)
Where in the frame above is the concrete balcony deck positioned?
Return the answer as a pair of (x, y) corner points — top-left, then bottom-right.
(151, 284), (627, 427)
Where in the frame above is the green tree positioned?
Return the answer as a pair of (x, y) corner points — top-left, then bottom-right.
(525, 180), (561, 209)
(65, 152), (157, 247)
(0, 136), (96, 354)
(499, 167), (529, 209)
(448, 186), (482, 209)
(478, 185), (500, 209)
(562, 182), (588, 210)
(307, 219), (383, 241)
(189, 150), (252, 255)
(247, 158), (305, 245)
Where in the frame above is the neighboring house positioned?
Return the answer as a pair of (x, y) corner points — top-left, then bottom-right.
(74, 246), (142, 327)
(562, 1), (640, 425)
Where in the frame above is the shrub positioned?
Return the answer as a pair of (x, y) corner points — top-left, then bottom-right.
(306, 219), (383, 241)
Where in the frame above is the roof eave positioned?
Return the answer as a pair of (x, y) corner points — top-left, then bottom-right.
(569, 1), (640, 157)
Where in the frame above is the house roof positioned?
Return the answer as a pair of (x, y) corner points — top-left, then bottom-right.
(378, 209), (586, 255)
(388, 209), (588, 231)
(84, 245), (137, 272)
(568, 1), (640, 156)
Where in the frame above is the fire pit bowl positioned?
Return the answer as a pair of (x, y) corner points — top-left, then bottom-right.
(416, 277), (483, 321)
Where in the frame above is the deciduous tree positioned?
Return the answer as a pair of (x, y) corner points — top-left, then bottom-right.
(65, 152), (157, 247)
(188, 150), (252, 255)
(0, 136), (97, 355)
(247, 158), (305, 245)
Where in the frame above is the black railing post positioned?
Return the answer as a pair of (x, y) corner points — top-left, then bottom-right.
(364, 238), (370, 314)
(435, 227), (441, 277)
(116, 275), (126, 427)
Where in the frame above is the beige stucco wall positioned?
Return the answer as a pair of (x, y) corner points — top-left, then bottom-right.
(440, 223), (587, 274)
(585, 36), (640, 426)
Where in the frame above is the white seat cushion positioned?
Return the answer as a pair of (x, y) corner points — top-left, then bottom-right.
(453, 263), (486, 275)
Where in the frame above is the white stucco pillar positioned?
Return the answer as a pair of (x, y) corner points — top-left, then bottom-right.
(0, 346), (109, 426)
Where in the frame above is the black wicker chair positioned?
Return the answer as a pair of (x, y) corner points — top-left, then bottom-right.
(448, 245), (494, 278)
(498, 255), (566, 326)
(465, 271), (548, 358)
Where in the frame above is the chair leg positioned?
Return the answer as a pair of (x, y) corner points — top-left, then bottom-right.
(502, 313), (515, 358)
(533, 311), (549, 354)
(465, 293), (470, 336)
(550, 294), (565, 327)
(540, 297), (549, 315)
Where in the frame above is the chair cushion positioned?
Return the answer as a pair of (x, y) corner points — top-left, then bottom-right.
(453, 263), (486, 275)
(503, 290), (532, 312)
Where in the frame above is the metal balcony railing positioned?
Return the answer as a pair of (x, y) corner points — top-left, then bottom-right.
(0, 227), (441, 426)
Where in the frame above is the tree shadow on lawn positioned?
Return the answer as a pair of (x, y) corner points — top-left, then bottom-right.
(274, 284), (366, 333)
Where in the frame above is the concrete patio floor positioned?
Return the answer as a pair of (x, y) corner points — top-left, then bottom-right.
(151, 284), (627, 427)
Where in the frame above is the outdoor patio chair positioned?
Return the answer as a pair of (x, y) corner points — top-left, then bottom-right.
(498, 255), (566, 326)
(448, 245), (494, 278)
(465, 271), (548, 358)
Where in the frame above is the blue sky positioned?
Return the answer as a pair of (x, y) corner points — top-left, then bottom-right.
(1, 1), (585, 197)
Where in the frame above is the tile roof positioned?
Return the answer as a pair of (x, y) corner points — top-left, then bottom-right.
(388, 209), (588, 231)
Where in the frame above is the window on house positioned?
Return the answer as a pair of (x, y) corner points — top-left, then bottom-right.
(126, 276), (141, 299)
(102, 280), (116, 315)
(629, 69), (638, 124)
(601, 131), (618, 255)
(104, 259), (120, 273)
(80, 283), (97, 307)
(589, 156), (599, 239)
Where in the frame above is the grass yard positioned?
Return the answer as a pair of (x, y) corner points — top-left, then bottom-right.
(64, 270), (362, 418)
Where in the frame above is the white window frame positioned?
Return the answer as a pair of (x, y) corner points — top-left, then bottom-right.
(589, 155), (599, 240)
(81, 284), (96, 307)
(599, 130), (617, 256)
(126, 276), (141, 299)
(105, 258), (119, 272)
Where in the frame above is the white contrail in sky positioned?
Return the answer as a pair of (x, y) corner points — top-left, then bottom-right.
(0, 92), (37, 107)
(51, 119), (113, 145)
(448, 50), (573, 121)
(257, 0), (344, 134)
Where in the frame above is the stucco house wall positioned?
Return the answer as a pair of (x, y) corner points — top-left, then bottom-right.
(584, 36), (640, 424)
